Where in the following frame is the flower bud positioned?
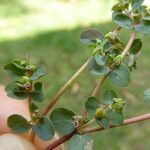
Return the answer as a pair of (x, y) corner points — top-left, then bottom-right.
(22, 76), (30, 83)
(20, 60), (28, 66)
(95, 108), (106, 119)
(112, 98), (125, 112)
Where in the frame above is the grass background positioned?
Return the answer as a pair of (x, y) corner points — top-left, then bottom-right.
(0, 0), (150, 149)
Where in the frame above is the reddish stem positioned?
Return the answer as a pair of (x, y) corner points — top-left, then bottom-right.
(44, 131), (75, 150)
(44, 113), (150, 150)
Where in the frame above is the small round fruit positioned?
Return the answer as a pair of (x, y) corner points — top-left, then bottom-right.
(95, 108), (106, 119)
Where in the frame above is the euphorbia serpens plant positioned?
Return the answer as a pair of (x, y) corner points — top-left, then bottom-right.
(2, 0), (150, 149)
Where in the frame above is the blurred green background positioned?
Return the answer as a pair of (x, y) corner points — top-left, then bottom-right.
(0, 0), (150, 150)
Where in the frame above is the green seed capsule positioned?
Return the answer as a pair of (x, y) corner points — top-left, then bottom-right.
(95, 108), (106, 119)
(20, 61), (27, 66)
(22, 76), (30, 83)
(30, 65), (37, 71)
(112, 98), (125, 111)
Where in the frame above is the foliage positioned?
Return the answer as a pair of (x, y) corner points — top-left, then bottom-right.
(3, 0), (150, 149)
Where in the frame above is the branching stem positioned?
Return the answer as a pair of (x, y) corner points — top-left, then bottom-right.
(82, 118), (95, 128)
(84, 113), (150, 133)
(91, 74), (108, 97)
(121, 30), (136, 58)
(44, 29), (137, 148)
(28, 93), (36, 143)
(44, 113), (150, 150)
(42, 59), (90, 115)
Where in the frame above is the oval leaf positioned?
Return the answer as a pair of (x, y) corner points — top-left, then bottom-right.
(131, 0), (144, 11)
(109, 63), (131, 87)
(114, 14), (133, 29)
(96, 118), (110, 129)
(94, 54), (107, 66)
(8, 114), (31, 133)
(50, 108), (75, 135)
(32, 82), (45, 102)
(85, 97), (99, 116)
(106, 110), (124, 126)
(33, 117), (55, 141)
(135, 21), (150, 34)
(5, 82), (29, 100)
(88, 58), (110, 76)
(130, 39), (142, 54)
(68, 133), (93, 150)
(30, 65), (46, 80)
(80, 29), (104, 46)
(4, 60), (26, 76)
(103, 90), (118, 105)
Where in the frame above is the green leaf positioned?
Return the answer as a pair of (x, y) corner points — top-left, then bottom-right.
(94, 54), (107, 66)
(130, 39), (142, 54)
(4, 60), (26, 76)
(5, 82), (29, 100)
(109, 63), (131, 87)
(114, 14), (133, 29)
(106, 110), (124, 126)
(7, 114), (31, 133)
(88, 58), (110, 76)
(29, 103), (39, 113)
(96, 118), (110, 129)
(102, 39), (112, 52)
(112, 3), (123, 12)
(85, 97), (99, 116)
(30, 65), (46, 80)
(80, 29), (104, 46)
(33, 117), (55, 141)
(32, 82), (45, 102)
(50, 108), (75, 135)
(68, 133), (93, 150)
(143, 88), (150, 102)
(112, 11), (122, 21)
(135, 21), (150, 34)
(103, 90), (118, 105)
(131, 0), (144, 11)
(128, 53), (141, 69)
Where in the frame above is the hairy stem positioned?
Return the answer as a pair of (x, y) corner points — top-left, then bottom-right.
(42, 59), (90, 115)
(44, 113), (150, 150)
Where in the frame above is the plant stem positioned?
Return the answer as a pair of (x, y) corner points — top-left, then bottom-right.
(42, 59), (90, 115)
(28, 94), (36, 143)
(112, 26), (122, 37)
(82, 118), (95, 128)
(83, 113), (150, 133)
(44, 113), (150, 150)
(44, 131), (76, 150)
(30, 129), (36, 143)
(82, 29), (136, 124)
(91, 74), (108, 97)
(92, 30), (136, 98)
(121, 30), (136, 58)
